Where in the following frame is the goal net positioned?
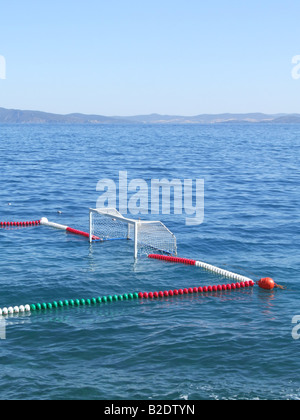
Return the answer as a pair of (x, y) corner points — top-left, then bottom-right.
(89, 208), (177, 259)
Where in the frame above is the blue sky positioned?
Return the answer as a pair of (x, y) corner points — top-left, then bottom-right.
(0, 0), (299, 115)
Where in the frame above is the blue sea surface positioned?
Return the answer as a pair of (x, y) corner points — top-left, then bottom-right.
(0, 123), (299, 400)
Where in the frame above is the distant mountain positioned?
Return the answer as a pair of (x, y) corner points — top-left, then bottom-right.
(120, 112), (288, 124)
(0, 108), (133, 124)
(269, 115), (300, 123)
(0, 107), (300, 124)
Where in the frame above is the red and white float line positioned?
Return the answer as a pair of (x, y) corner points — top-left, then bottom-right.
(0, 220), (41, 228)
(0, 218), (99, 241)
(40, 218), (100, 241)
(0, 229), (278, 317)
(148, 254), (254, 283)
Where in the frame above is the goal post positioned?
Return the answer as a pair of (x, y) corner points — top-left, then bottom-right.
(89, 208), (177, 259)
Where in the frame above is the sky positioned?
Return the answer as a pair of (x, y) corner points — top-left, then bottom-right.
(0, 0), (300, 116)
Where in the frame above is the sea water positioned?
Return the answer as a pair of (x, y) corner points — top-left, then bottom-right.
(0, 123), (299, 400)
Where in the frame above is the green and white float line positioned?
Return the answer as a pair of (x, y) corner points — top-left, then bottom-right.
(0, 280), (255, 317)
(0, 293), (141, 317)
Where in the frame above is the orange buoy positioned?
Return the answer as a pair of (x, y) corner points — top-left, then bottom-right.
(258, 278), (285, 290)
(258, 278), (275, 290)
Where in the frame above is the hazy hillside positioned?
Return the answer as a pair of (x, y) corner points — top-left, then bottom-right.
(0, 107), (299, 124)
(0, 108), (134, 124)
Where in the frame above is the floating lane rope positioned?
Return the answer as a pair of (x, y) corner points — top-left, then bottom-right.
(40, 217), (100, 241)
(0, 280), (255, 317)
(0, 220), (41, 228)
(1, 217), (100, 241)
(0, 226), (281, 319)
(148, 254), (280, 290)
(148, 254), (253, 282)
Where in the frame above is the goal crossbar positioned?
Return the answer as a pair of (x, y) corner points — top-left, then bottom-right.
(89, 208), (177, 259)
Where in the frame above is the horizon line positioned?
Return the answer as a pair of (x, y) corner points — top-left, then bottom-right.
(1, 106), (299, 118)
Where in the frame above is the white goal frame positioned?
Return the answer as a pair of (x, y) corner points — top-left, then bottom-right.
(89, 208), (177, 259)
